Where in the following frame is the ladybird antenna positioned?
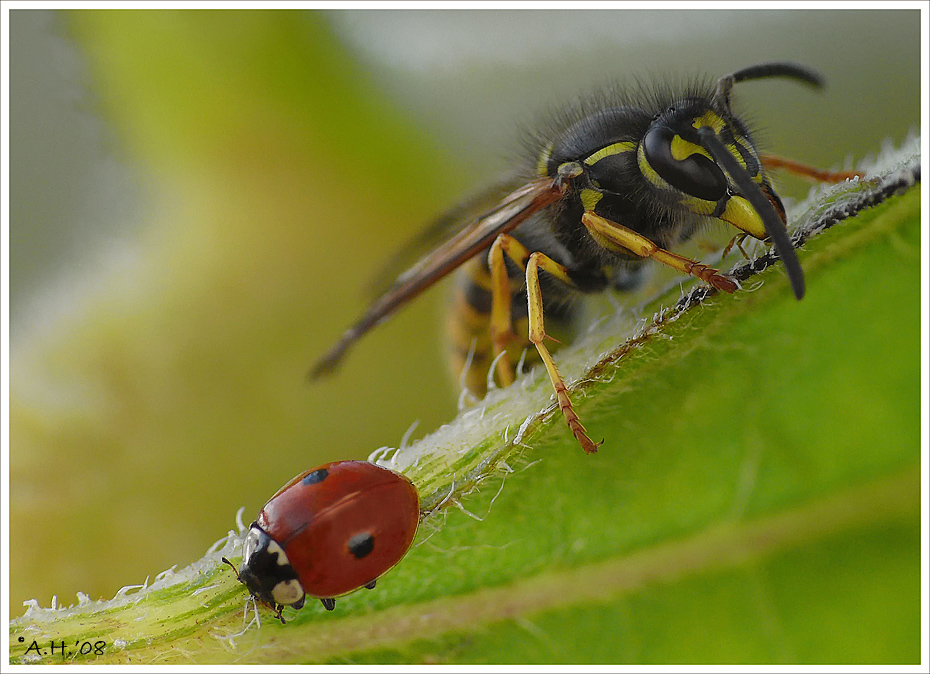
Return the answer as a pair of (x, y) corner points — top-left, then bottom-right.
(696, 127), (805, 300)
(221, 556), (243, 583)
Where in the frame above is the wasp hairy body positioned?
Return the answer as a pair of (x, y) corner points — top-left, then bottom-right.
(310, 62), (860, 454)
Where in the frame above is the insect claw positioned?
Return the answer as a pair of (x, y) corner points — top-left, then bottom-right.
(578, 435), (603, 455)
(710, 274), (738, 293)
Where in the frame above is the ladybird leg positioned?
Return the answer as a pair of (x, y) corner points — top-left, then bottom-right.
(488, 234), (533, 387)
(581, 212), (738, 293)
(760, 154), (864, 183)
(274, 604), (287, 624)
(320, 598), (336, 611)
(523, 252), (603, 454)
(364, 580), (377, 590)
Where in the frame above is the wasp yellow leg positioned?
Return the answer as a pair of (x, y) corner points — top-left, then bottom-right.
(581, 212), (738, 293)
(488, 235), (531, 386)
(760, 154), (864, 183)
(524, 252), (602, 454)
(488, 235), (601, 454)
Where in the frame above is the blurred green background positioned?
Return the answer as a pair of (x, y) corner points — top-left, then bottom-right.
(7, 9), (921, 617)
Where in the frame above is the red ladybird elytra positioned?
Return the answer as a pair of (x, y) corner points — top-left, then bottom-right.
(223, 460), (420, 621)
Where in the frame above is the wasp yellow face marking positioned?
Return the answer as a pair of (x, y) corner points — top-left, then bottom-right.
(692, 110), (725, 133)
(689, 110), (755, 172)
(678, 194), (717, 216)
(670, 135), (711, 162)
(683, 131), (750, 176)
(584, 141), (637, 166)
(637, 145), (667, 190)
(720, 195), (768, 240)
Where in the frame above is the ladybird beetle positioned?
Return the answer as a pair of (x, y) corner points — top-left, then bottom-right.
(224, 460), (420, 621)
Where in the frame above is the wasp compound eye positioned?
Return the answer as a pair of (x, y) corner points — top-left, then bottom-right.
(642, 123), (728, 202)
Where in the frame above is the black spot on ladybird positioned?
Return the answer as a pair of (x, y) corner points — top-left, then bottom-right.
(347, 532), (375, 559)
(302, 468), (329, 485)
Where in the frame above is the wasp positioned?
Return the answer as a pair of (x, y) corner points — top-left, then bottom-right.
(310, 62), (860, 454)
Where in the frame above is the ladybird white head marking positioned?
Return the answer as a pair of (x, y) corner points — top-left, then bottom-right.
(265, 539), (290, 566)
(271, 578), (305, 606)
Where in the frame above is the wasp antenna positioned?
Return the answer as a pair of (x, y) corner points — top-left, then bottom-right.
(714, 62), (824, 113)
(729, 62), (824, 87)
(697, 127), (805, 300)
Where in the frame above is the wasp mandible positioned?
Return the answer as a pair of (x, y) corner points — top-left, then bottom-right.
(310, 62), (860, 454)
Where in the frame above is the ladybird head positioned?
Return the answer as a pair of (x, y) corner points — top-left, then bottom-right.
(234, 524), (306, 613)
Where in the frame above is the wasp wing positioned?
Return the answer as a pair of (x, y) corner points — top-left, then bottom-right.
(309, 176), (564, 379)
(366, 173), (528, 299)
